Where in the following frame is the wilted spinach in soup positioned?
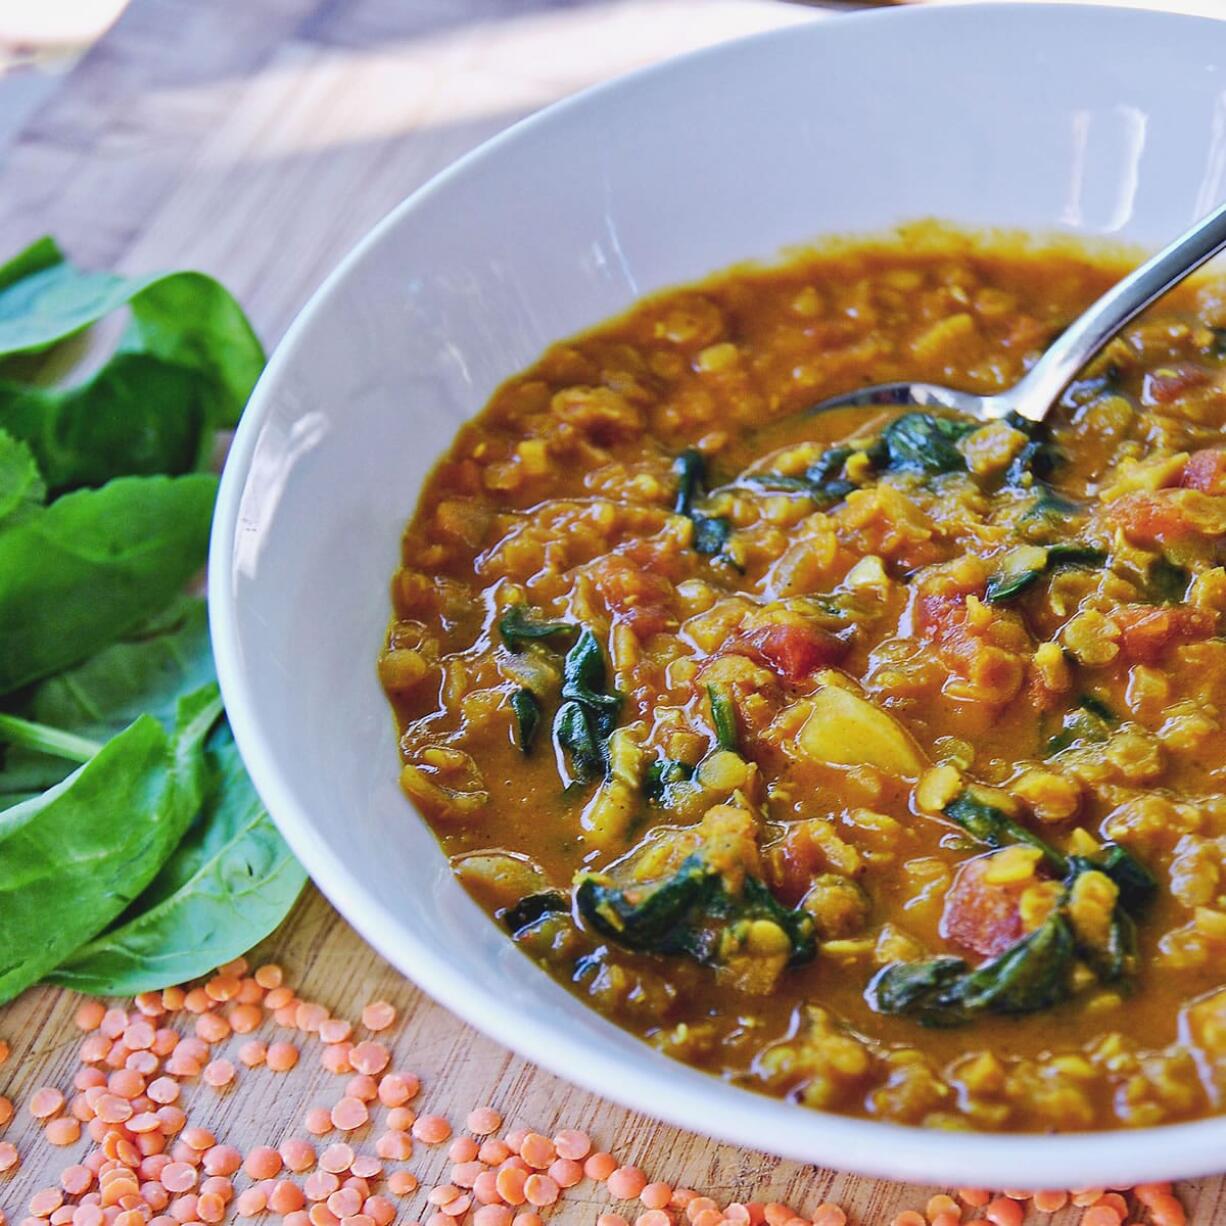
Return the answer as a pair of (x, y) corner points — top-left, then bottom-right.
(380, 232), (1226, 1132)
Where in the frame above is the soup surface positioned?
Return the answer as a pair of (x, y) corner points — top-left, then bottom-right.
(381, 232), (1226, 1132)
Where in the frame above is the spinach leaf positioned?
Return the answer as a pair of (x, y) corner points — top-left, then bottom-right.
(0, 473), (216, 695)
(1023, 484), (1084, 526)
(984, 543), (1106, 605)
(0, 355), (208, 494)
(707, 684), (739, 754)
(0, 712), (100, 767)
(805, 444), (853, 485)
(510, 688), (542, 754)
(742, 473), (814, 494)
(49, 717), (305, 995)
(561, 629), (620, 736)
(501, 890), (570, 936)
(674, 449), (734, 559)
(0, 684), (219, 1004)
(1002, 412), (1063, 487)
(1076, 843), (1157, 916)
(643, 758), (695, 803)
(878, 413), (976, 475)
(0, 237), (61, 295)
(552, 700), (604, 786)
(1146, 556), (1189, 604)
(868, 913), (1074, 1026)
(498, 606), (577, 654)
(0, 597), (213, 809)
(943, 789), (1066, 874)
(576, 853), (816, 969)
(0, 429), (44, 527)
(1046, 694), (1116, 756)
(0, 238), (263, 428)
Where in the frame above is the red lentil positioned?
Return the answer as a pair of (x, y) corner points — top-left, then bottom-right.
(267, 1042), (300, 1072)
(524, 1174), (560, 1207)
(608, 1168), (648, 1201)
(983, 1199), (1023, 1226)
(387, 1172), (419, 1197)
(30, 1088), (65, 1121)
(319, 1020), (353, 1045)
(413, 1115), (451, 1145)
(45, 1119), (81, 1147)
(305, 1172), (342, 1202)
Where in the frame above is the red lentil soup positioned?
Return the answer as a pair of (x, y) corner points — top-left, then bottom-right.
(380, 231), (1226, 1132)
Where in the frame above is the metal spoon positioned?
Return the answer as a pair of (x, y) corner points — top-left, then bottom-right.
(806, 200), (1226, 425)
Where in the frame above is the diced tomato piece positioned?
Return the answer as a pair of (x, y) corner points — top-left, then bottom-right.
(770, 831), (821, 907)
(1143, 364), (1211, 405)
(1105, 491), (1200, 547)
(1180, 448), (1226, 496)
(728, 622), (847, 682)
(917, 593), (964, 641)
(1113, 605), (1216, 665)
(939, 856), (1026, 959)
(588, 556), (675, 638)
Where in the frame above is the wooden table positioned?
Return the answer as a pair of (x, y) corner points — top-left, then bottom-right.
(0, 1), (1223, 1222)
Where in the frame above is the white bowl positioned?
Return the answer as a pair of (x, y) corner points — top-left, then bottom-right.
(211, 2), (1226, 1185)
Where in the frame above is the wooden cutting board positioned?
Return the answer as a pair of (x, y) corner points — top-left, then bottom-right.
(0, 1), (1223, 1221)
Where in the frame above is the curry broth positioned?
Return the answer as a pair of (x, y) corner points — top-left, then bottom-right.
(381, 235), (1226, 1131)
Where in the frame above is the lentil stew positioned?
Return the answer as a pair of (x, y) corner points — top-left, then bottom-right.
(380, 231), (1226, 1132)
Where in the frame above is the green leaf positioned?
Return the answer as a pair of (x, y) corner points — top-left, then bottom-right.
(707, 684), (739, 753)
(674, 449), (735, 560)
(0, 355), (207, 493)
(501, 890), (570, 936)
(1045, 693), (1116, 756)
(497, 606), (576, 654)
(553, 700), (603, 786)
(984, 543), (1105, 605)
(943, 789), (1067, 874)
(0, 473), (216, 695)
(643, 758), (695, 803)
(117, 271), (265, 430)
(0, 597), (213, 808)
(0, 237), (63, 295)
(49, 718), (306, 995)
(560, 629), (620, 735)
(0, 238), (263, 492)
(576, 853), (816, 969)
(0, 241), (263, 426)
(0, 428), (44, 526)
(510, 688), (542, 754)
(867, 913), (1075, 1026)
(1146, 556), (1189, 604)
(879, 413), (976, 475)
(0, 713), (100, 764)
(0, 684), (219, 1004)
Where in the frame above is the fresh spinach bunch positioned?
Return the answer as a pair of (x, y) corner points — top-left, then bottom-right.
(0, 238), (305, 1001)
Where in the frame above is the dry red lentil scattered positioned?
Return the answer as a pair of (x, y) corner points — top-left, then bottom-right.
(0, 959), (1195, 1226)
(361, 1003), (397, 1033)
(267, 1041), (301, 1072)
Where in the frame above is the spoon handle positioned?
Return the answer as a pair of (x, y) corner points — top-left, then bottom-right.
(1005, 199), (1226, 422)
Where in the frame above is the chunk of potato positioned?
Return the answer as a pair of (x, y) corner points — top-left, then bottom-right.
(798, 686), (926, 778)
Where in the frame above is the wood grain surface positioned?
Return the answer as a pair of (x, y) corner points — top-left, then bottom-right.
(0, 1), (1223, 1222)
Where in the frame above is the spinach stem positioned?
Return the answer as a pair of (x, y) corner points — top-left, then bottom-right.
(0, 712), (102, 763)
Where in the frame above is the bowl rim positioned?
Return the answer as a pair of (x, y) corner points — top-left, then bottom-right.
(210, 1), (1226, 1186)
